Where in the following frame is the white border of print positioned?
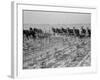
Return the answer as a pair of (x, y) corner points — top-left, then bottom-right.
(11, 1), (97, 78)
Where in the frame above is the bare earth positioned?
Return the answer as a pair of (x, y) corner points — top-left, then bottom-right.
(23, 36), (91, 69)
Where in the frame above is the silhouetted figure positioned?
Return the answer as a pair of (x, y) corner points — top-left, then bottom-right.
(61, 28), (68, 34)
(79, 27), (86, 38)
(73, 27), (80, 37)
(67, 28), (74, 36)
(87, 27), (91, 37)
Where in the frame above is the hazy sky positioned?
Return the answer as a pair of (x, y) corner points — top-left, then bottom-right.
(23, 10), (91, 25)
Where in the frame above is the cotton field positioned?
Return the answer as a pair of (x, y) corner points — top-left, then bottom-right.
(23, 25), (91, 69)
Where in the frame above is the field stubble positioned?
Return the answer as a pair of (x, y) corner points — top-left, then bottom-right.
(23, 36), (91, 69)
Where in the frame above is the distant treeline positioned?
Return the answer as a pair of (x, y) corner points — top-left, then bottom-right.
(23, 26), (91, 40)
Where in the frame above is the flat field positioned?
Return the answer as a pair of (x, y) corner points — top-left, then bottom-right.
(23, 36), (91, 69)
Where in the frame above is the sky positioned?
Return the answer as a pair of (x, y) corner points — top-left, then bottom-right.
(23, 10), (91, 25)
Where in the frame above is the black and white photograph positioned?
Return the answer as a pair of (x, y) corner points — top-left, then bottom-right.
(23, 10), (91, 69)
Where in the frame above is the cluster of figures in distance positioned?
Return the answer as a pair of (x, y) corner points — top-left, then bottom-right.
(23, 26), (91, 40)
